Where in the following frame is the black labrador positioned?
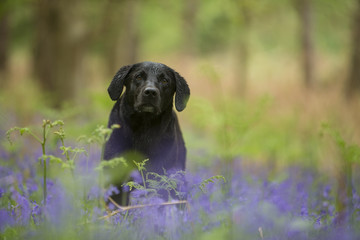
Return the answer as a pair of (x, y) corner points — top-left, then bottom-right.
(104, 61), (190, 205)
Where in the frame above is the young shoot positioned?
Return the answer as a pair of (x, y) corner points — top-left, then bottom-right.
(6, 119), (64, 205)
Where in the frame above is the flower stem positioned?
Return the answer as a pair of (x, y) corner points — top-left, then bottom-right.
(42, 122), (47, 205)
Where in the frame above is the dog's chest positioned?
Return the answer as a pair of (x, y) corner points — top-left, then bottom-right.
(125, 123), (173, 156)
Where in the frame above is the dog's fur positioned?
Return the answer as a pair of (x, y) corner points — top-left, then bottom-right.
(104, 61), (190, 205)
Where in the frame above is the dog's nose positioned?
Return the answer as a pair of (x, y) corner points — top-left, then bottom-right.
(143, 87), (159, 98)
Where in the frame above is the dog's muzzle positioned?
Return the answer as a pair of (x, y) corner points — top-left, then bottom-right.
(135, 87), (161, 114)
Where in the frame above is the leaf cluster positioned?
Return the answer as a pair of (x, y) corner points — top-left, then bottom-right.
(199, 175), (226, 193)
(320, 123), (360, 164)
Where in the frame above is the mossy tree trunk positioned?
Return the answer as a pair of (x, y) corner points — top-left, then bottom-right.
(103, 0), (140, 75)
(182, 0), (198, 55)
(33, 0), (87, 107)
(295, 0), (315, 89)
(346, 0), (360, 98)
(0, 13), (9, 83)
(234, 0), (251, 97)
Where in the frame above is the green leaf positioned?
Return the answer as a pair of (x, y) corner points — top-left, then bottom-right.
(78, 124), (120, 145)
(60, 146), (87, 155)
(199, 175), (226, 193)
(39, 155), (63, 164)
(122, 181), (145, 191)
(61, 161), (75, 170)
(54, 128), (66, 139)
(51, 120), (65, 127)
(95, 157), (128, 171)
(133, 159), (149, 172)
(6, 127), (32, 144)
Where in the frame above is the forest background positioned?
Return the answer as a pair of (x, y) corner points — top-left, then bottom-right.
(0, 0), (360, 238)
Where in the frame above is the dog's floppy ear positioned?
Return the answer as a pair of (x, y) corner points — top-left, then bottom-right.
(174, 71), (190, 112)
(108, 65), (133, 101)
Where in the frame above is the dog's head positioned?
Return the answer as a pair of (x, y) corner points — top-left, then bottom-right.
(108, 62), (190, 114)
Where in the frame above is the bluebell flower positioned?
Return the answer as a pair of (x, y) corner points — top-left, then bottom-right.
(25, 178), (38, 196)
(31, 201), (42, 225)
(12, 191), (31, 225)
(87, 185), (102, 201)
(0, 209), (15, 232)
(0, 188), (4, 198)
(103, 185), (120, 202)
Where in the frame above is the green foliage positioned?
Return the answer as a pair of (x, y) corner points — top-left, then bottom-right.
(6, 119), (65, 204)
(186, 94), (323, 170)
(120, 159), (188, 201)
(133, 158), (149, 174)
(146, 170), (187, 200)
(320, 122), (360, 219)
(320, 122), (360, 164)
(95, 157), (128, 171)
(77, 124), (120, 146)
(199, 175), (226, 193)
(196, 0), (233, 53)
(187, 96), (271, 162)
(123, 181), (146, 192)
(139, 1), (183, 55)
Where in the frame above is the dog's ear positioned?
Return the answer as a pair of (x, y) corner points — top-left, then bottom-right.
(108, 65), (133, 101)
(174, 71), (190, 112)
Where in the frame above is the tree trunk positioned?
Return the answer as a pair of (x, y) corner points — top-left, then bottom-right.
(121, 0), (139, 65)
(182, 0), (198, 55)
(234, 1), (251, 96)
(0, 13), (9, 83)
(335, 156), (354, 225)
(103, 0), (140, 75)
(33, 0), (87, 107)
(346, 0), (360, 97)
(295, 0), (315, 89)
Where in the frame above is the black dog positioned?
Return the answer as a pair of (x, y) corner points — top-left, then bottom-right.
(104, 61), (190, 205)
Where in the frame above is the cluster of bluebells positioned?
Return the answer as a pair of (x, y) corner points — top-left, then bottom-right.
(1, 144), (360, 240)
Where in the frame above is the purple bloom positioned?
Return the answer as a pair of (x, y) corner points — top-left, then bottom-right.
(31, 201), (42, 225)
(104, 185), (120, 202)
(87, 185), (102, 201)
(25, 178), (38, 196)
(0, 209), (15, 232)
(11, 191), (32, 225)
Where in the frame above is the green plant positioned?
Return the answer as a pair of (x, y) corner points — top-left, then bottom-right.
(6, 120), (64, 205)
(320, 122), (360, 223)
(199, 175), (226, 193)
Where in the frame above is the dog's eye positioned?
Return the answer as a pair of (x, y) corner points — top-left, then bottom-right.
(135, 75), (142, 81)
(161, 78), (169, 84)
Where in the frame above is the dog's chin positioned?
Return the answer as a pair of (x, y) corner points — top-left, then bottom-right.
(135, 104), (159, 115)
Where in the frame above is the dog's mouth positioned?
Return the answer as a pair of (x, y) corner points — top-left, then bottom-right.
(141, 105), (155, 113)
(135, 104), (158, 114)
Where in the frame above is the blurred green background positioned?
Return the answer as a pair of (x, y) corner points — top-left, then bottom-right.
(0, 0), (360, 181)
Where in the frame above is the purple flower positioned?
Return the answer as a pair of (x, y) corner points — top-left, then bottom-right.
(0, 209), (15, 232)
(31, 201), (42, 225)
(25, 178), (38, 196)
(11, 191), (32, 225)
(104, 185), (120, 202)
(87, 185), (102, 201)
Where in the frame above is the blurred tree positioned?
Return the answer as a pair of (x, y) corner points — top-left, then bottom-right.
(102, 0), (140, 75)
(0, 4), (10, 83)
(233, 0), (252, 96)
(182, 0), (198, 55)
(294, 0), (315, 89)
(346, 0), (360, 97)
(196, 0), (232, 54)
(0, 14), (9, 77)
(33, 0), (88, 107)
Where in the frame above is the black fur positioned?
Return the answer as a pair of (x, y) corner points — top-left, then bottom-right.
(104, 61), (190, 205)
